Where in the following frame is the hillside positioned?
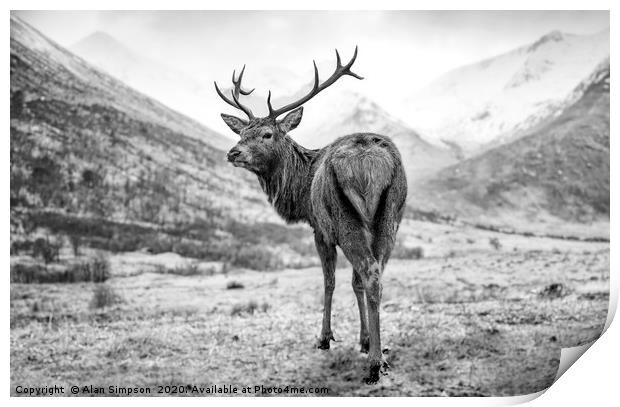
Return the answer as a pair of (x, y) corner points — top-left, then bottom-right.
(400, 29), (609, 155)
(10, 16), (316, 265)
(409, 60), (610, 237)
(69, 31), (233, 151)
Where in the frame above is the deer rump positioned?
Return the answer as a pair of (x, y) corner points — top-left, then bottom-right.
(311, 133), (401, 238)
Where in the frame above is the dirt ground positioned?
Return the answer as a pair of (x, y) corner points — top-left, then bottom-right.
(10, 223), (610, 396)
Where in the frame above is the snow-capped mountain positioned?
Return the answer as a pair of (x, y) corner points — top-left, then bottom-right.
(285, 89), (458, 186)
(409, 59), (609, 237)
(399, 28), (610, 155)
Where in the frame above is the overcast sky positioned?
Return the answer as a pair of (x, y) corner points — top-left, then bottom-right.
(15, 10), (609, 105)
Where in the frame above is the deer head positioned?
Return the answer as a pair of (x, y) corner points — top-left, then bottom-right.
(216, 47), (363, 174)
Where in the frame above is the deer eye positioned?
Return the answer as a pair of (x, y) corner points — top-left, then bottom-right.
(262, 131), (273, 139)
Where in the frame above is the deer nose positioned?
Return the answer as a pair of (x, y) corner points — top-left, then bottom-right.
(227, 148), (241, 162)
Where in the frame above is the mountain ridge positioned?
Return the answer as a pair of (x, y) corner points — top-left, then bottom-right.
(408, 59), (609, 237)
(10, 15), (313, 265)
(400, 28), (610, 155)
(13, 15), (234, 152)
(289, 90), (459, 187)
(68, 27), (236, 150)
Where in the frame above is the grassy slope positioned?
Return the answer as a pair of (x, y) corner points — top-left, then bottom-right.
(10, 16), (232, 151)
(10, 224), (609, 396)
(10, 16), (323, 264)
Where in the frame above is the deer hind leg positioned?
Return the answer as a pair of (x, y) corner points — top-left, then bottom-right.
(338, 225), (387, 384)
(352, 270), (369, 353)
(315, 232), (337, 350)
(363, 261), (386, 384)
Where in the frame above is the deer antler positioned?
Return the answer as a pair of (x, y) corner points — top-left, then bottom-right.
(214, 65), (256, 119)
(267, 46), (363, 119)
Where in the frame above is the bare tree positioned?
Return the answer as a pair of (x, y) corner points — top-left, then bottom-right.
(215, 47), (407, 384)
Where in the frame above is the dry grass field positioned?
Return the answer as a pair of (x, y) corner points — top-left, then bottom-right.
(10, 222), (609, 396)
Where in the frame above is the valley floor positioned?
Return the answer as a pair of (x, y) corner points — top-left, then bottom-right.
(10, 232), (609, 396)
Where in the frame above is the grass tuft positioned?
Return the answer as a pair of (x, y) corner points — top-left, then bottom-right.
(230, 300), (270, 316)
(90, 284), (122, 309)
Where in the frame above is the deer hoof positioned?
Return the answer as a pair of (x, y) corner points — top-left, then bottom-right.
(316, 333), (335, 350)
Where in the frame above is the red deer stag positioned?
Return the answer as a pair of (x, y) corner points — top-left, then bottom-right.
(215, 47), (407, 384)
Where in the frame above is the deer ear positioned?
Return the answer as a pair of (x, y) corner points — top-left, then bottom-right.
(278, 107), (303, 133)
(221, 113), (248, 135)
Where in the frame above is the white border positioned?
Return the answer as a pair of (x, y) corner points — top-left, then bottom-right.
(4, 1), (617, 406)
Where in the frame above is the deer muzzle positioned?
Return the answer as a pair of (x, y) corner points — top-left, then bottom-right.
(227, 147), (242, 163)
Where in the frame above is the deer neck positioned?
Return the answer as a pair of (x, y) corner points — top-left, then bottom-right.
(257, 138), (318, 224)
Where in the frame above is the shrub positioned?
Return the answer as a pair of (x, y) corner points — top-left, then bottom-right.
(230, 300), (269, 316)
(389, 235), (424, 260)
(231, 301), (257, 316)
(81, 168), (101, 188)
(69, 234), (81, 256)
(11, 90), (25, 119)
(28, 155), (65, 206)
(226, 280), (245, 290)
(152, 263), (216, 276)
(90, 284), (122, 309)
(91, 255), (111, 281)
(11, 239), (34, 255)
(392, 240), (424, 260)
(10, 255), (111, 284)
(32, 237), (61, 264)
(67, 255), (111, 283)
(538, 283), (569, 299)
(10, 263), (47, 283)
(489, 237), (502, 251)
(400, 246), (424, 259)
(230, 245), (283, 271)
(171, 263), (200, 276)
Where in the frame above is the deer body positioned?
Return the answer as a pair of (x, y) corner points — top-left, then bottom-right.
(215, 48), (407, 383)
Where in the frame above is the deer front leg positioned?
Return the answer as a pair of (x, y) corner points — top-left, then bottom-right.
(315, 233), (337, 350)
(352, 270), (370, 353)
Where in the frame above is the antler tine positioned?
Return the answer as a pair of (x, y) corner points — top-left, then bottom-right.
(215, 66), (256, 119)
(267, 46), (363, 119)
(346, 46), (358, 68)
(267, 90), (275, 116)
(214, 81), (240, 110)
(312, 61), (320, 91)
(342, 46), (363, 79)
(233, 65), (255, 96)
(231, 88), (254, 119)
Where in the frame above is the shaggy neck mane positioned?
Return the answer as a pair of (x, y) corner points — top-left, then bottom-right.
(257, 137), (318, 223)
